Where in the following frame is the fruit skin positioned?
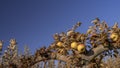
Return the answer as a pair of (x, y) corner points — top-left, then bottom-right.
(77, 44), (85, 53)
(110, 33), (119, 41)
(71, 42), (78, 49)
(56, 42), (63, 47)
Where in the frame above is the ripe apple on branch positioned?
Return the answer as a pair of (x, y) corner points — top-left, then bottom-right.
(0, 18), (120, 68)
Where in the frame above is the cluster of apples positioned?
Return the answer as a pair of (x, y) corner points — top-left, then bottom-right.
(56, 41), (85, 53)
(71, 42), (85, 53)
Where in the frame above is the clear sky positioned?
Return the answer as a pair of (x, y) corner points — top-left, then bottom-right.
(0, 0), (120, 54)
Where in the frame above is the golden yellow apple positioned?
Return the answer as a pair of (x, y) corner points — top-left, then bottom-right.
(110, 33), (119, 41)
(56, 41), (63, 47)
(71, 42), (78, 49)
(77, 44), (85, 53)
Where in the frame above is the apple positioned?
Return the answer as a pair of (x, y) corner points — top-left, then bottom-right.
(56, 41), (63, 47)
(110, 33), (119, 41)
(71, 42), (78, 49)
(77, 44), (85, 53)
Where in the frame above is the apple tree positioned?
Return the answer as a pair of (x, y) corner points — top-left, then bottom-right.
(0, 18), (120, 68)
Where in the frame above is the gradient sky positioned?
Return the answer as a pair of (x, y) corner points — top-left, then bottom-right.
(0, 0), (120, 54)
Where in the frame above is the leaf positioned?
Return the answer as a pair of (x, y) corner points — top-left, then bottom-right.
(87, 29), (92, 34)
(91, 18), (100, 24)
(112, 22), (118, 29)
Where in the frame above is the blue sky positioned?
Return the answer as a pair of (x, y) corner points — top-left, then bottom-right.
(0, 0), (120, 54)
